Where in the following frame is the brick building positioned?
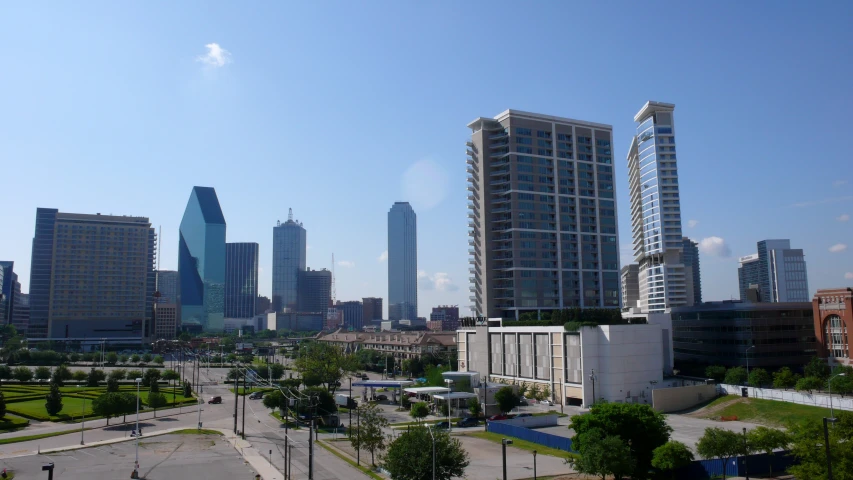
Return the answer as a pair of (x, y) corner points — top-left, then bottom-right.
(813, 288), (853, 366)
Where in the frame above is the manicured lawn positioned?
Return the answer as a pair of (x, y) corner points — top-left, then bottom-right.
(0, 416), (30, 431)
(467, 431), (578, 459)
(704, 395), (837, 428)
(6, 396), (94, 421)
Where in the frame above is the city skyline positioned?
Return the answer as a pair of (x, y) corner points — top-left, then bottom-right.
(1, 3), (851, 317)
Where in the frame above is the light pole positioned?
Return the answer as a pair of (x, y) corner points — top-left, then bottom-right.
(428, 424), (436, 480)
(444, 379), (454, 431)
(742, 427), (749, 480)
(588, 369), (596, 407)
(533, 450), (537, 480)
(501, 438), (513, 480)
(80, 397), (86, 445)
(134, 377), (142, 476)
(828, 372), (846, 419)
(824, 417), (837, 480)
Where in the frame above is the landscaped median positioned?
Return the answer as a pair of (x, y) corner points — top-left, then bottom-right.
(316, 438), (386, 480)
(466, 431), (579, 460)
(693, 394), (841, 427)
(0, 427), (95, 446)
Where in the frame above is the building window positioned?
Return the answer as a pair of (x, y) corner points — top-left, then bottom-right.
(825, 315), (849, 359)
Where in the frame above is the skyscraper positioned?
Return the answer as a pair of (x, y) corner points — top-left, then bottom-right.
(178, 186), (226, 332)
(155, 270), (178, 304)
(682, 237), (702, 305)
(0, 261), (19, 326)
(467, 109), (621, 318)
(626, 101), (687, 313)
(738, 239), (809, 302)
(362, 297), (383, 322)
(27, 209), (156, 340)
(337, 300), (364, 330)
(225, 242), (259, 318)
(388, 202), (417, 320)
(272, 209), (306, 312)
(297, 268), (331, 313)
(621, 264), (640, 312)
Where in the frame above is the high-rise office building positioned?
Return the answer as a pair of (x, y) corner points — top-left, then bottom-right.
(682, 237), (702, 305)
(154, 304), (177, 340)
(297, 268), (331, 313)
(178, 187), (226, 332)
(621, 264), (640, 312)
(27, 209), (156, 341)
(225, 242), (259, 318)
(626, 101), (687, 313)
(272, 209), (306, 312)
(429, 305), (460, 331)
(0, 261), (20, 326)
(256, 295), (271, 314)
(12, 293), (29, 335)
(337, 300), (364, 330)
(467, 109), (621, 318)
(388, 202), (418, 320)
(362, 297), (383, 322)
(155, 270), (178, 304)
(738, 239), (809, 302)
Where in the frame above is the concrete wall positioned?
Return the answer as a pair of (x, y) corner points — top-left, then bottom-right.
(499, 414), (559, 428)
(717, 384), (853, 412)
(652, 384), (717, 413)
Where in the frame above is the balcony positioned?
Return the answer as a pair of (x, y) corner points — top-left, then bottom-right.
(488, 131), (508, 140)
(490, 177), (510, 186)
(491, 157), (510, 167)
(490, 167), (510, 176)
(466, 148), (476, 158)
(467, 194), (476, 202)
(466, 140), (475, 149)
(492, 195), (510, 205)
(467, 184), (477, 193)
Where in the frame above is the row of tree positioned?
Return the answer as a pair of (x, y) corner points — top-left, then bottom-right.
(706, 357), (853, 394)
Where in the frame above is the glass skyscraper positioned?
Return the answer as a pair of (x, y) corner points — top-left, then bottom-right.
(739, 239), (809, 302)
(388, 202), (417, 320)
(272, 209), (306, 312)
(225, 242), (259, 318)
(178, 186), (226, 332)
(28, 208), (58, 338)
(627, 101), (687, 313)
(682, 237), (702, 305)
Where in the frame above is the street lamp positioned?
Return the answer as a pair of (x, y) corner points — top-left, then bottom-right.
(444, 379), (454, 432)
(134, 377), (142, 477)
(824, 417), (837, 480)
(428, 424), (437, 480)
(588, 369), (596, 407)
(828, 372), (846, 419)
(533, 450), (537, 480)
(742, 427), (749, 480)
(501, 438), (513, 480)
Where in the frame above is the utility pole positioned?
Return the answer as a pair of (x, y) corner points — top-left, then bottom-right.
(233, 365), (239, 435)
(241, 369), (247, 439)
(308, 419), (314, 480)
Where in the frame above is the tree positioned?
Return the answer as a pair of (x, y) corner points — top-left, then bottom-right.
(383, 425), (469, 480)
(569, 430), (635, 480)
(294, 342), (358, 393)
(804, 356), (830, 381)
(153, 355), (164, 365)
(117, 392), (139, 425)
(162, 369), (180, 403)
(106, 352), (118, 365)
(69, 353), (80, 362)
(13, 366), (33, 382)
(130, 354), (140, 364)
(724, 366), (748, 385)
(747, 426), (790, 478)
(270, 363), (285, 381)
(45, 382), (63, 416)
(106, 377), (120, 392)
(0, 392), (6, 419)
(0, 365), (10, 387)
(142, 368), (161, 387)
(541, 384), (551, 402)
(410, 402), (430, 423)
(772, 367), (799, 390)
(748, 368), (771, 387)
(109, 368), (127, 381)
(142, 353), (152, 363)
(52, 364), (73, 384)
(494, 386), (519, 414)
(652, 441), (695, 480)
(696, 427), (745, 480)
(467, 397), (482, 418)
(227, 367), (241, 381)
(705, 365), (727, 382)
(82, 352), (95, 363)
(119, 355), (128, 363)
(35, 366), (52, 380)
(87, 368), (106, 387)
(795, 376), (823, 394)
(72, 370), (87, 382)
(183, 380), (192, 398)
(357, 402), (390, 465)
(92, 392), (124, 425)
(529, 383), (541, 401)
(126, 369), (143, 381)
(149, 376), (160, 393)
(788, 412), (853, 480)
(148, 391), (167, 417)
(569, 402), (672, 480)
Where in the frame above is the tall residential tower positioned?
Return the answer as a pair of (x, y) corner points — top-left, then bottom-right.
(388, 202), (418, 320)
(272, 209), (306, 312)
(467, 110), (621, 318)
(626, 101), (687, 313)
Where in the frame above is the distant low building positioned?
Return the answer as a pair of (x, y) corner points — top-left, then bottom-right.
(317, 329), (457, 361)
(429, 305), (460, 331)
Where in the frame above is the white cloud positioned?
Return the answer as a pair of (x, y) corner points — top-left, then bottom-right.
(834, 180), (848, 188)
(829, 243), (848, 253)
(378, 251), (388, 262)
(418, 270), (459, 292)
(845, 272), (853, 280)
(687, 219), (699, 228)
(196, 43), (232, 67)
(837, 214), (850, 222)
(337, 260), (355, 268)
(698, 236), (731, 257)
(402, 158), (449, 211)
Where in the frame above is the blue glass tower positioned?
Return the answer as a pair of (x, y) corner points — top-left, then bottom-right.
(178, 186), (226, 332)
(388, 202), (417, 320)
(225, 242), (259, 318)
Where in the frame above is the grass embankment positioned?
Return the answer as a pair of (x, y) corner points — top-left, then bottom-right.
(0, 427), (95, 445)
(317, 440), (385, 480)
(701, 394), (838, 427)
(467, 431), (579, 459)
(172, 428), (222, 435)
(0, 416), (30, 431)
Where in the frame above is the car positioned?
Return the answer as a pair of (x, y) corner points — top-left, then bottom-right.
(540, 399), (553, 406)
(518, 398), (529, 406)
(248, 391), (264, 400)
(208, 396), (222, 404)
(456, 417), (479, 428)
(376, 394), (388, 401)
(515, 413), (532, 418)
(432, 421), (450, 430)
(487, 414), (508, 422)
(361, 374), (369, 380)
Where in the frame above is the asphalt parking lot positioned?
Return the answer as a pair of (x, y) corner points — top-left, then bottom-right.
(0, 434), (258, 480)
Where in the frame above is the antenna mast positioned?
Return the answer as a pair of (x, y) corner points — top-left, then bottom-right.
(288, 208), (293, 222)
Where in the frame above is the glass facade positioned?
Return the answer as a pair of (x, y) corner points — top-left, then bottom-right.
(28, 208), (58, 338)
(388, 202), (418, 320)
(225, 243), (259, 318)
(682, 237), (702, 305)
(155, 270), (178, 304)
(272, 215), (306, 312)
(740, 240), (809, 303)
(178, 186), (226, 332)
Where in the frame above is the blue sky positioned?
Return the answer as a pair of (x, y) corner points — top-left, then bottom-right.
(1, 2), (851, 317)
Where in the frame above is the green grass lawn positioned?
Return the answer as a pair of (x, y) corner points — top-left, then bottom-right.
(0, 416), (30, 431)
(702, 394), (838, 427)
(6, 396), (94, 421)
(316, 440), (384, 480)
(467, 431), (578, 459)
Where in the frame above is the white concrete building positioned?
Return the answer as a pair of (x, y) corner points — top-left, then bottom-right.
(457, 319), (671, 407)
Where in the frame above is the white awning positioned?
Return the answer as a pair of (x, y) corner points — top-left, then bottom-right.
(351, 380), (415, 388)
(403, 387), (450, 395)
(432, 392), (479, 401)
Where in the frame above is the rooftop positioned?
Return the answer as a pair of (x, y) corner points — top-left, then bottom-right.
(634, 101), (676, 123)
(468, 109), (612, 131)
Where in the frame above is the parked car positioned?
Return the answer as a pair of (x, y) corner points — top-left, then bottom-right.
(361, 374), (369, 380)
(432, 421), (450, 430)
(376, 394), (388, 401)
(540, 399), (553, 406)
(456, 417), (479, 428)
(208, 396), (222, 404)
(518, 398), (529, 406)
(248, 391), (264, 400)
(515, 413), (532, 418)
(487, 414), (508, 422)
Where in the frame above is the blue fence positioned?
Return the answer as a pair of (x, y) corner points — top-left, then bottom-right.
(486, 421), (576, 452)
